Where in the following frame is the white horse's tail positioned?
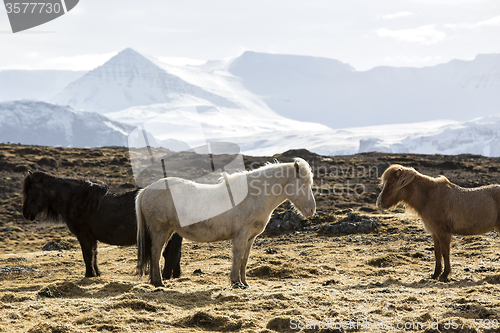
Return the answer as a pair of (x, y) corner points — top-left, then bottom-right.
(136, 189), (151, 276)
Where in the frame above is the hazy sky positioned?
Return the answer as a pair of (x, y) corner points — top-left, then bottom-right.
(0, 0), (499, 71)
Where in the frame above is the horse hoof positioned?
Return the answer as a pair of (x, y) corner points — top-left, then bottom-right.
(231, 282), (248, 289)
(438, 276), (449, 283)
(152, 281), (166, 288)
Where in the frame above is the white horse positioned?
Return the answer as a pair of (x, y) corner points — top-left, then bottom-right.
(136, 157), (316, 287)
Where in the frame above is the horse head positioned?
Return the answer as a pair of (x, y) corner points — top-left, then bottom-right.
(22, 171), (54, 221)
(286, 158), (316, 217)
(376, 164), (416, 210)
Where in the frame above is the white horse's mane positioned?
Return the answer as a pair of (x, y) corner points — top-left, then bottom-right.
(223, 157), (313, 185)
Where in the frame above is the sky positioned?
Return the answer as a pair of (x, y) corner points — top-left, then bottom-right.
(0, 0), (499, 71)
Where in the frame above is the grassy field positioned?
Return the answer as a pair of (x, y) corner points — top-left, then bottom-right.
(1, 144), (500, 332)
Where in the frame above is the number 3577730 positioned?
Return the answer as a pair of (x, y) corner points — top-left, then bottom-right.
(443, 319), (499, 330)
(5, 2), (62, 14)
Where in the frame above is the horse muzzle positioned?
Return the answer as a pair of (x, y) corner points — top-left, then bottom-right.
(23, 211), (36, 221)
(303, 207), (316, 218)
(376, 195), (384, 209)
(376, 199), (387, 210)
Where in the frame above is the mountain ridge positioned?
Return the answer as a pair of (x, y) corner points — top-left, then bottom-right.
(228, 51), (500, 128)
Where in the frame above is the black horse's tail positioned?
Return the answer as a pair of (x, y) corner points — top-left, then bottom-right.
(136, 189), (151, 276)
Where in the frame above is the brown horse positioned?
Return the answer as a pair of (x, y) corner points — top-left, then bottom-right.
(377, 164), (500, 281)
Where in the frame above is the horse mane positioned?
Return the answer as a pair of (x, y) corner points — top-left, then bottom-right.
(73, 180), (109, 215)
(22, 172), (33, 202)
(224, 157), (313, 185)
(381, 164), (450, 187)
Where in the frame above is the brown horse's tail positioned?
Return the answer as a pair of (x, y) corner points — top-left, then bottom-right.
(136, 189), (151, 276)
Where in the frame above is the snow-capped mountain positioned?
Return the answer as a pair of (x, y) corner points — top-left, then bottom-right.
(51, 48), (237, 113)
(1, 48), (500, 157)
(0, 70), (85, 102)
(228, 51), (500, 128)
(0, 100), (132, 147)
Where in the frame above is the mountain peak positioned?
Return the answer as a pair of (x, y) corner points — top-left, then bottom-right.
(103, 47), (159, 70)
(51, 48), (237, 113)
(120, 47), (140, 54)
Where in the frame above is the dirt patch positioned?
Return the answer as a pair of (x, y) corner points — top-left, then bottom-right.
(367, 254), (408, 268)
(266, 317), (295, 332)
(40, 281), (86, 297)
(107, 299), (161, 312)
(96, 281), (134, 294)
(27, 322), (80, 333)
(247, 263), (319, 279)
(483, 274), (500, 284)
(177, 311), (243, 331)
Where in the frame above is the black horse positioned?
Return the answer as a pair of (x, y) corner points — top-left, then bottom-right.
(22, 171), (183, 279)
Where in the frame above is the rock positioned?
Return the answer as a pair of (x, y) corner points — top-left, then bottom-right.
(266, 210), (305, 231)
(36, 157), (58, 168)
(0, 266), (38, 274)
(319, 212), (380, 235)
(37, 287), (63, 298)
(42, 239), (73, 251)
(323, 279), (337, 286)
(13, 164), (29, 173)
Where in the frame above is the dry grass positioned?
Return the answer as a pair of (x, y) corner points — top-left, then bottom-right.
(1, 213), (500, 332)
(4, 145), (500, 332)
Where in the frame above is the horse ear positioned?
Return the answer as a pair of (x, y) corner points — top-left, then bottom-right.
(28, 170), (33, 177)
(294, 161), (300, 177)
(394, 168), (402, 178)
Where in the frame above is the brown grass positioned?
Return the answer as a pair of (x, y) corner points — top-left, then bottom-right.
(1, 216), (500, 332)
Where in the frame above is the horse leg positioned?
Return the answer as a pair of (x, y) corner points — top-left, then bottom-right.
(93, 242), (101, 277)
(239, 236), (256, 287)
(438, 233), (452, 282)
(150, 229), (173, 288)
(230, 234), (248, 287)
(77, 234), (98, 277)
(162, 233), (183, 280)
(431, 234), (442, 280)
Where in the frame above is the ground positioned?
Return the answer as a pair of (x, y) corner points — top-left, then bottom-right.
(1, 144), (500, 332)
